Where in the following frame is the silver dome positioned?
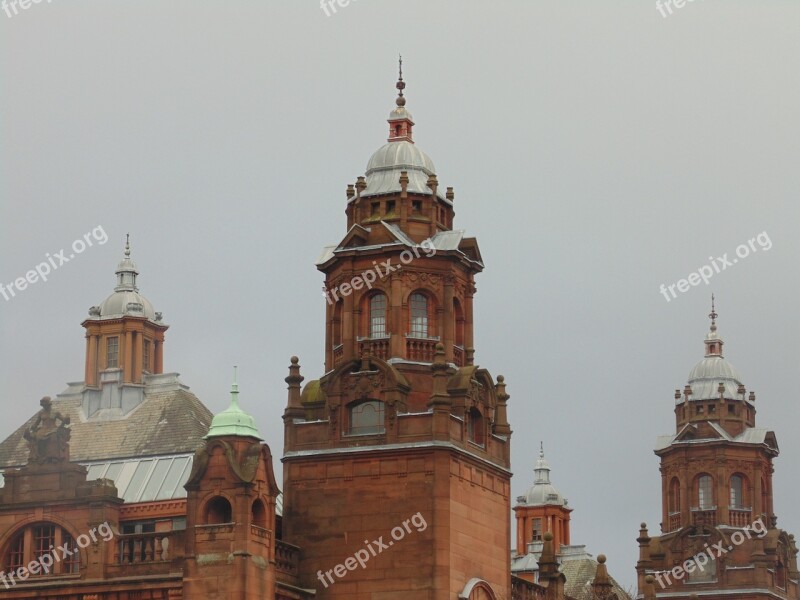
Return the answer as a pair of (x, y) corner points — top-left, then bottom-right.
(685, 355), (744, 401)
(97, 290), (157, 321)
(516, 446), (569, 508)
(361, 141), (444, 199)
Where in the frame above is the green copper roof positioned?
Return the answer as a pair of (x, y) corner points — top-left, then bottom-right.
(204, 367), (262, 440)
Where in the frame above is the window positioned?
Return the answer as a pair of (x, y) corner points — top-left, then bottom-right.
(728, 404), (736, 415)
(204, 496), (233, 524)
(412, 200), (422, 213)
(143, 340), (151, 372)
(708, 404), (716, 414)
(386, 201), (396, 215)
(696, 405), (704, 415)
(371, 202), (380, 216)
(252, 500), (267, 528)
(698, 475), (714, 509)
(106, 336), (119, 368)
(410, 293), (429, 337)
(349, 400), (385, 435)
(669, 478), (681, 513)
(730, 475), (745, 509)
(3, 524), (79, 577)
(369, 294), (387, 338)
(467, 407), (484, 445)
(532, 518), (543, 542)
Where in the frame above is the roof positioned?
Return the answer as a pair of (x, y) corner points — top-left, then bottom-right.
(0, 382), (213, 468)
(357, 140), (446, 200)
(681, 355), (745, 402)
(655, 423), (778, 452)
(511, 545), (631, 600)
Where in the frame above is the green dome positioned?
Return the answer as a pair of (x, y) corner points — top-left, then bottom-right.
(205, 369), (262, 440)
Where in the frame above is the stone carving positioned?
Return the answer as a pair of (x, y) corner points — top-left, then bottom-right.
(23, 396), (71, 464)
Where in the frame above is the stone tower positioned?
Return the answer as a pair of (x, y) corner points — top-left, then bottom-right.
(183, 371), (281, 600)
(636, 300), (799, 599)
(281, 68), (512, 600)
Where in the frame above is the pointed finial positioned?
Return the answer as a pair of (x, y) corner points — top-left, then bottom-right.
(396, 54), (406, 107)
(540, 441), (544, 458)
(124, 233), (131, 258)
(709, 294), (717, 332)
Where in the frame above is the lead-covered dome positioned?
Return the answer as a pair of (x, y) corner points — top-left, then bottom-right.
(88, 238), (162, 324)
(517, 446), (569, 508)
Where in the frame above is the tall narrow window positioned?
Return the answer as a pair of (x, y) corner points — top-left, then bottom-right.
(532, 518), (543, 541)
(669, 478), (681, 513)
(467, 407), (484, 445)
(370, 294), (387, 338)
(349, 400), (384, 435)
(106, 336), (119, 368)
(698, 475), (714, 509)
(730, 475), (745, 509)
(143, 340), (151, 373)
(4, 532), (24, 574)
(410, 293), (428, 337)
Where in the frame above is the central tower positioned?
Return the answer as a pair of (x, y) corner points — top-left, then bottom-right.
(281, 69), (512, 600)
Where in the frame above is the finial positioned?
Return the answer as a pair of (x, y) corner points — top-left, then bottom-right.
(396, 54), (406, 107)
(709, 294), (717, 332)
(539, 441), (544, 458)
(231, 365), (239, 404)
(124, 233), (131, 258)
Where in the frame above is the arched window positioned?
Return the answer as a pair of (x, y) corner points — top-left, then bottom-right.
(349, 400), (385, 435)
(454, 298), (465, 347)
(204, 496), (233, 524)
(410, 293), (429, 337)
(251, 499), (267, 529)
(369, 294), (387, 338)
(730, 475), (746, 509)
(467, 407), (484, 446)
(697, 475), (714, 510)
(669, 478), (681, 513)
(3, 524), (79, 578)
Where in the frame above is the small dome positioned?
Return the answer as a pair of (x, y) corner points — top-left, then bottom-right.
(88, 237), (162, 323)
(517, 445), (569, 508)
(362, 141), (441, 199)
(205, 370), (262, 440)
(685, 355), (744, 401)
(389, 105), (414, 122)
(97, 290), (158, 321)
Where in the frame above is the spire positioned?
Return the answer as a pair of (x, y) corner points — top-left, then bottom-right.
(534, 442), (551, 484)
(388, 55), (414, 143)
(396, 54), (405, 105)
(704, 295), (724, 357)
(114, 234), (139, 292)
(205, 366), (262, 440)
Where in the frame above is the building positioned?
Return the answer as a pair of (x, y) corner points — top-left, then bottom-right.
(7, 67), (787, 600)
(512, 446), (629, 600)
(635, 301), (800, 599)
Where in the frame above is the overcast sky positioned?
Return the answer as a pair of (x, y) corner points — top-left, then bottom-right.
(1, 1), (798, 592)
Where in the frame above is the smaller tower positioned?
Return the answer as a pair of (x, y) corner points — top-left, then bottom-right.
(183, 369), (280, 600)
(514, 444), (572, 557)
(81, 236), (168, 415)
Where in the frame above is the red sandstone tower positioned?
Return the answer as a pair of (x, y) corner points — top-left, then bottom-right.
(281, 66), (513, 600)
(636, 300), (799, 599)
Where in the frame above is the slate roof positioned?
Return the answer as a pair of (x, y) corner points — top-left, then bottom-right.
(561, 557), (630, 600)
(0, 386), (213, 468)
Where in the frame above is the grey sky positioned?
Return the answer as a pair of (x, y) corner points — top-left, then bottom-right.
(1, 1), (798, 591)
